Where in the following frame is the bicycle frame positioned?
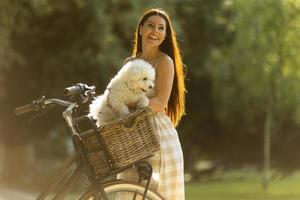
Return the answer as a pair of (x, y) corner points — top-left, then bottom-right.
(34, 99), (110, 200)
(16, 94), (154, 200)
(36, 153), (78, 200)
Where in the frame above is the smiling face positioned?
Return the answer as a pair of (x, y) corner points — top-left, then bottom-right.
(139, 15), (166, 48)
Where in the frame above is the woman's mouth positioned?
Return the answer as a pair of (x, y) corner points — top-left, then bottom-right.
(148, 35), (159, 40)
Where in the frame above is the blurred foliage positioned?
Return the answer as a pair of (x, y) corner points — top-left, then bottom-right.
(207, 0), (300, 169)
(1, 0), (300, 182)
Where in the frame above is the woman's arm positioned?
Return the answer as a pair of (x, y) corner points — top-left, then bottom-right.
(149, 56), (174, 112)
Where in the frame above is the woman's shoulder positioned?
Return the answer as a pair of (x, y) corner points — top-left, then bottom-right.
(156, 53), (174, 68)
(154, 53), (174, 78)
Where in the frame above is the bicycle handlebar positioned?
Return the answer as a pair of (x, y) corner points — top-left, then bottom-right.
(14, 83), (96, 116)
(14, 96), (46, 116)
(64, 83), (95, 97)
(14, 97), (71, 116)
(15, 104), (33, 116)
(64, 84), (85, 96)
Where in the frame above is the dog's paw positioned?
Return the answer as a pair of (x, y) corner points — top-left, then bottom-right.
(136, 98), (150, 109)
(119, 109), (130, 117)
(115, 106), (130, 117)
(146, 88), (156, 98)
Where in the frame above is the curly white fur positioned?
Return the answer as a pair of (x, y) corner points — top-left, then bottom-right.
(89, 59), (155, 126)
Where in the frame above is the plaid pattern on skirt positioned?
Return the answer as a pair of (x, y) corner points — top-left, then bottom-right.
(118, 113), (185, 200)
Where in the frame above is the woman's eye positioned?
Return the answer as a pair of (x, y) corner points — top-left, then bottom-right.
(147, 23), (154, 27)
(158, 26), (164, 31)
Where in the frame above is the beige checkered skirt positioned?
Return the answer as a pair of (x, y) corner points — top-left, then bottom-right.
(117, 113), (185, 199)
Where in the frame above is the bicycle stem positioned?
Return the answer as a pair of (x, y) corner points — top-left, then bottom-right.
(62, 102), (79, 136)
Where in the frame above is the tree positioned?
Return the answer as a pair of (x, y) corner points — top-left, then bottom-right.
(208, 0), (300, 187)
(173, 0), (233, 174)
(0, 0), (114, 185)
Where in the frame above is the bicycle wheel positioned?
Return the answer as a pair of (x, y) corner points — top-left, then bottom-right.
(79, 180), (163, 200)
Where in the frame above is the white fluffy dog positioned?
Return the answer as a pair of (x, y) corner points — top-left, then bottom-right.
(89, 59), (155, 126)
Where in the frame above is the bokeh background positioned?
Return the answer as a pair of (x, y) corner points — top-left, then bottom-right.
(1, 0), (300, 199)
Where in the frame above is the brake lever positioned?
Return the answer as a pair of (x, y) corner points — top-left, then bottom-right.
(65, 84), (96, 104)
(80, 86), (96, 104)
(82, 90), (96, 103)
(28, 110), (47, 124)
(32, 96), (46, 111)
(27, 104), (56, 124)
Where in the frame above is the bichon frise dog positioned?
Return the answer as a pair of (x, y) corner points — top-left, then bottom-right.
(89, 59), (155, 126)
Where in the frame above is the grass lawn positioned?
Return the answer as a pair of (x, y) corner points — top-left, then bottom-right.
(186, 171), (300, 200)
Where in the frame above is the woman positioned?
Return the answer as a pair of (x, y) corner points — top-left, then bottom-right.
(119, 8), (186, 199)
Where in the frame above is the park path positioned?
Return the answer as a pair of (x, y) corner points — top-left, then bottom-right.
(0, 187), (36, 200)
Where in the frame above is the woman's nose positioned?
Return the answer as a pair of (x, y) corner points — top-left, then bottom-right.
(151, 26), (159, 33)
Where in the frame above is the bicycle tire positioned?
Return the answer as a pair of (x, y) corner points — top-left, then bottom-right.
(79, 180), (164, 200)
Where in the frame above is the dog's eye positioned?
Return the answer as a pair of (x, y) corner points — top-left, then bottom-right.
(143, 77), (147, 81)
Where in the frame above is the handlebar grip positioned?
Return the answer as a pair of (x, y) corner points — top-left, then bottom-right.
(64, 84), (84, 96)
(14, 104), (33, 116)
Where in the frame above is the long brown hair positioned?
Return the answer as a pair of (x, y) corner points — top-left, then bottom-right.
(132, 8), (186, 126)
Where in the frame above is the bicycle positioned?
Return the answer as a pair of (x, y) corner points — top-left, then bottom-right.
(15, 83), (164, 200)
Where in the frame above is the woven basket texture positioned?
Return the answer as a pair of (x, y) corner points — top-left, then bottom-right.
(80, 108), (159, 177)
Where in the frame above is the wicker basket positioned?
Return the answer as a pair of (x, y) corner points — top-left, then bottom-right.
(80, 108), (160, 178)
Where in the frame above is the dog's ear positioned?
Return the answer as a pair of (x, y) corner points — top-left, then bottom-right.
(117, 63), (132, 81)
(124, 67), (137, 82)
(125, 78), (137, 90)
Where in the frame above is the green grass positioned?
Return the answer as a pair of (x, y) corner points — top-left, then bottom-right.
(186, 171), (300, 200)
